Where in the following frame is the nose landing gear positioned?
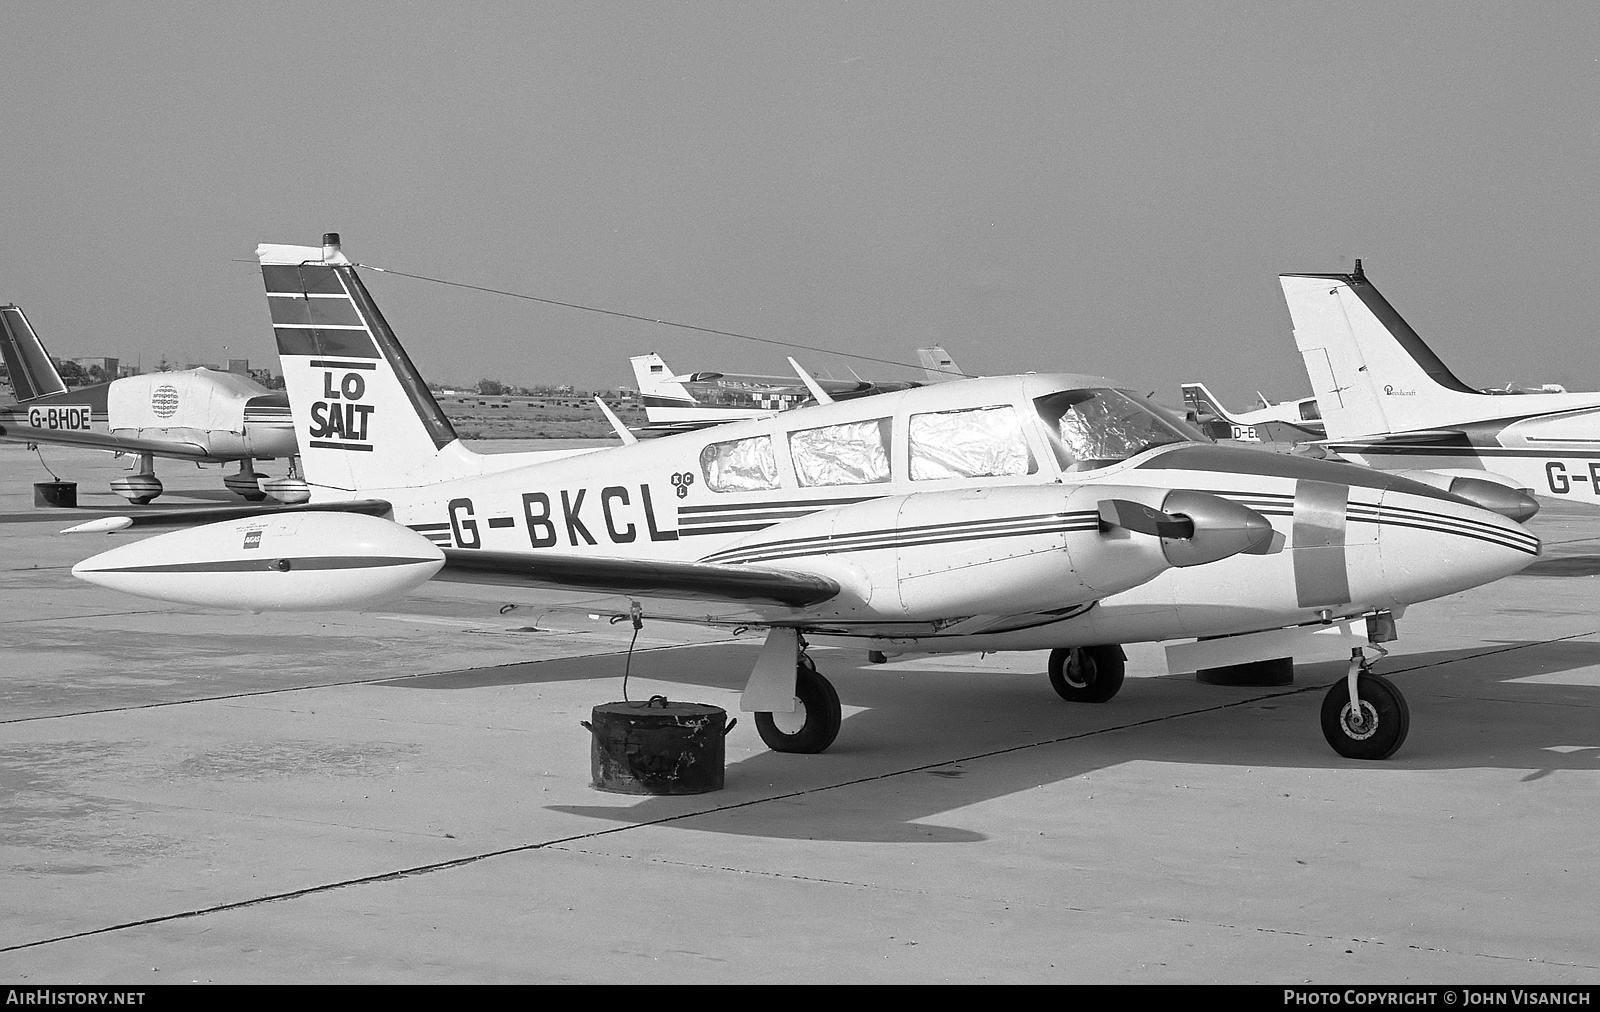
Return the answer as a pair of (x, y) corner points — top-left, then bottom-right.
(1320, 648), (1410, 760)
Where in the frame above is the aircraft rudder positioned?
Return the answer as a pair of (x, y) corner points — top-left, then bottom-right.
(1281, 266), (1476, 438)
(0, 305), (70, 402)
(258, 234), (469, 492)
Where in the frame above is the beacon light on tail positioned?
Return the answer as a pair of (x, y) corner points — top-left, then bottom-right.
(71, 512), (444, 611)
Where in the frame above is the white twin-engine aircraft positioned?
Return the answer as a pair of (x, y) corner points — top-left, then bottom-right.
(72, 236), (1543, 762)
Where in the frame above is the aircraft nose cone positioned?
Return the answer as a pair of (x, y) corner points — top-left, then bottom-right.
(1158, 489), (1276, 567)
(1445, 476), (1540, 523)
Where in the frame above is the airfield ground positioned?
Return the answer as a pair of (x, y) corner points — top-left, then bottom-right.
(1, 441), (1598, 984)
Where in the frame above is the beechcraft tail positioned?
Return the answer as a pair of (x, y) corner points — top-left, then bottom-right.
(1281, 261), (1600, 503)
(1280, 261), (1500, 441)
(0, 305), (70, 402)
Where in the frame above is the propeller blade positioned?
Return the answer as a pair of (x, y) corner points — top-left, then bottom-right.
(1097, 499), (1194, 539)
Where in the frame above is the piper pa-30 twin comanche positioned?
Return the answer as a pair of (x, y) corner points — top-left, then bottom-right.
(0, 304), (302, 503)
(71, 236), (1543, 762)
(1282, 261), (1600, 506)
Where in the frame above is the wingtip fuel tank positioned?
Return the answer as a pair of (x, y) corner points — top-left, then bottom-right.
(72, 512), (444, 611)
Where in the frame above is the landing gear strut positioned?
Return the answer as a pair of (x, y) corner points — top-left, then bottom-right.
(754, 649), (842, 754)
(1048, 645), (1126, 703)
(1320, 648), (1410, 760)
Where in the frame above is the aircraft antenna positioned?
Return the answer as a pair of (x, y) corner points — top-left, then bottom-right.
(1352, 258), (1366, 283)
(335, 261), (970, 379)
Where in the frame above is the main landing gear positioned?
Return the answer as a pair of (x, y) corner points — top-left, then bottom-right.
(754, 649), (842, 754)
(1048, 645), (1126, 703)
(1320, 648), (1409, 760)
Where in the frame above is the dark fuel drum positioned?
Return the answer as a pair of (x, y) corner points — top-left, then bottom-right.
(585, 698), (730, 795)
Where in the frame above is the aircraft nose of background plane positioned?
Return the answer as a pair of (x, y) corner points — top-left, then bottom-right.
(1375, 490), (1541, 604)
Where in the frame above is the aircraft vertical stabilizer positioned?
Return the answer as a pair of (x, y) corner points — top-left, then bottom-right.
(257, 235), (477, 495)
(630, 353), (699, 417)
(1281, 265), (1478, 440)
(0, 305), (70, 402)
(1180, 382), (1231, 423)
(916, 346), (965, 383)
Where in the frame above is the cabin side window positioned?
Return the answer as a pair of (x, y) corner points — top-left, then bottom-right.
(908, 405), (1036, 480)
(1300, 400), (1322, 422)
(788, 418), (892, 486)
(699, 434), (780, 492)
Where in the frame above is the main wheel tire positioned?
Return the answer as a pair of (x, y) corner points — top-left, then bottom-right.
(755, 658), (842, 754)
(1048, 645), (1126, 703)
(1320, 672), (1410, 760)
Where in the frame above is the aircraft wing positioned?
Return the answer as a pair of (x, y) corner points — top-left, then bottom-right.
(438, 549), (840, 608)
(61, 499), (395, 530)
(0, 422), (212, 459)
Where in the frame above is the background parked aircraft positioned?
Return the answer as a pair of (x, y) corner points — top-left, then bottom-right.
(0, 304), (299, 503)
(1181, 381), (1324, 444)
(1281, 263), (1600, 505)
(631, 346), (963, 431)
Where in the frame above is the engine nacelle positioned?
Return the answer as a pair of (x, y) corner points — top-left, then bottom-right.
(72, 512), (444, 611)
(718, 484), (1270, 622)
(1395, 469), (1538, 521)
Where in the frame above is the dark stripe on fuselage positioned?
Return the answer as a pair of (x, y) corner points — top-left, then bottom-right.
(87, 556), (437, 575)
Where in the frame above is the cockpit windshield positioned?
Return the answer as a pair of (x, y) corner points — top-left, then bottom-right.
(1033, 388), (1203, 471)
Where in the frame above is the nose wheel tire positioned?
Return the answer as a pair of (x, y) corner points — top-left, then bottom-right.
(1320, 671), (1410, 760)
(1048, 645), (1126, 703)
(755, 658), (842, 754)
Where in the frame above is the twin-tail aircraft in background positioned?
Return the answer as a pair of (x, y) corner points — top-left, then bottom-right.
(0, 304), (301, 503)
(72, 236), (1544, 762)
(1180, 381), (1325, 445)
(630, 346), (964, 433)
(1282, 261), (1600, 507)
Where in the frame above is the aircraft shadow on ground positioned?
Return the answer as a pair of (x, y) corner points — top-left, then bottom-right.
(522, 638), (1600, 844)
(1514, 553), (1600, 577)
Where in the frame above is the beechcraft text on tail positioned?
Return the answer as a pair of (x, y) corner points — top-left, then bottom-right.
(0, 304), (300, 503)
(1282, 261), (1600, 507)
(71, 235), (1542, 763)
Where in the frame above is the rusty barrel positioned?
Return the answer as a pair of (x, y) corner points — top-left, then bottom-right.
(585, 697), (731, 795)
(33, 481), (77, 507)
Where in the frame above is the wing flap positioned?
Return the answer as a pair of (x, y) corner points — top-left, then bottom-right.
(439, 549), (840, 607)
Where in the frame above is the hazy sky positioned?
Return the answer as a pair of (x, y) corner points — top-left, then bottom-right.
(3, 2), (1598, 405)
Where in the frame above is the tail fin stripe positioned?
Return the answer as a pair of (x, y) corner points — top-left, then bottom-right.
(274, 327), (380, 359)
(0, 306), (69, 402)
(309, 359), (377, 371)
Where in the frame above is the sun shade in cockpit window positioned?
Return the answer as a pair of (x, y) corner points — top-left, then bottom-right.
(789, 418), (892, 487)
(699, 434), (780, 492)
(1033, 388), (1200, 471)
(909, 405), (1036, 480)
